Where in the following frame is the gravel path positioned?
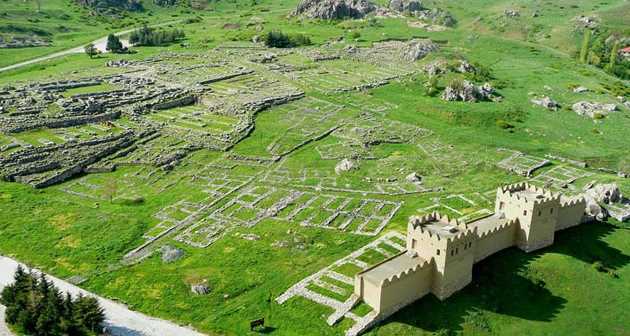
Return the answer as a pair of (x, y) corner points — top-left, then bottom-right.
(0, 304), (13, 336)
(0, 256), (205, 336)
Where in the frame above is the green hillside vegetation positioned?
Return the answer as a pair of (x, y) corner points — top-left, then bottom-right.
(0, 0), (629, 336)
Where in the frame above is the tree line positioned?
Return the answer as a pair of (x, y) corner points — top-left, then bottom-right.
(578, 29), (629, 80)
(263, 30), (312, 48)
(0, 265), (105, 336)
(129, 25), (186, 46)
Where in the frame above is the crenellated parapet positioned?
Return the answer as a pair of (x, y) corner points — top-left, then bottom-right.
(560, 196), (586, 208)
(408, 212), (466, 234)
(496, 182), (560, 206)
(477, 218), (519, 239)
(380, 259), (432, 288)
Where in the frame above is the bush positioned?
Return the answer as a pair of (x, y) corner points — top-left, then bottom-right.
(592, 261), (605, 272)
(496, 119), (514, 129)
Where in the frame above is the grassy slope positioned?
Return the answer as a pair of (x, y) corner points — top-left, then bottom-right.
(0, 0), (629, 336)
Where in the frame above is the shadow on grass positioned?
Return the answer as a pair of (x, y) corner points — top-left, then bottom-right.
(380, 221), (629, 333)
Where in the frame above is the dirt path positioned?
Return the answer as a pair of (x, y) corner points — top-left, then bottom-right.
(0, 20), (180, 74)
(0, 256), (205, 336)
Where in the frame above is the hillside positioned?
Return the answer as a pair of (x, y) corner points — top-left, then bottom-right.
(0, 0), (628, 336)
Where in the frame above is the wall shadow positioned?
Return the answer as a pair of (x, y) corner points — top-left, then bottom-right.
(380, 221), (628, 333)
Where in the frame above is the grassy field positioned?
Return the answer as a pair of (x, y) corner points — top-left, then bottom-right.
(0, 0), (629, 335)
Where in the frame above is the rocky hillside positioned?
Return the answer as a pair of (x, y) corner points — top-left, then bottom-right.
(292, 0), (375, 19)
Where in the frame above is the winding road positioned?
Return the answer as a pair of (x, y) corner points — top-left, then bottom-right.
(0, 256), (205, 336)
(0, 20), (180, 74)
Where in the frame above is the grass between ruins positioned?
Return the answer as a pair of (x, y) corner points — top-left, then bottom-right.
(0, 0), (629, 335)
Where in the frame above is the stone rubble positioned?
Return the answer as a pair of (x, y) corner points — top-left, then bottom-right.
(572, 101), (617, 118)
(531, 96), (560, 111)
(160, 245), (184, 263)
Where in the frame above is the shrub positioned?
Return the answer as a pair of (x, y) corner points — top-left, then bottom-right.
(496, 119), (514, 129)
(592, 261), (605, 272)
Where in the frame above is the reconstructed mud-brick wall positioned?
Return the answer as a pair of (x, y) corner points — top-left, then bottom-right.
(474, 219), (518, 263)
(407, 214), (477, 300)
(378, 260), (432, 314)
(556, 198), (587, 231)
(495, 183), (559, 252)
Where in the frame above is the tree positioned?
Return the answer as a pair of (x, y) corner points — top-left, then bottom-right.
(607, 40), (619, 72)
(84, 43), (98, 58)
(106, 34), (123, 53)
(74, 295), (105, 332)
(1, 268), (105, 335)
(579, 29), (591, 64)
(102, 178), (118, 203)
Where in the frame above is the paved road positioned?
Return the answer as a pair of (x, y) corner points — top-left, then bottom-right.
(0, 20), (179, 73)
(0, 256), (205, 336)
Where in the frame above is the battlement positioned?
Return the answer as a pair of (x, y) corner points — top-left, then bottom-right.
(497, 182), (560, 206)
(409, 212), (462, 229)
(381, 258), (432, 287)
(408, 212), (475, 243)
(477, 218), (519, 239)
(560, 196), (586, 208)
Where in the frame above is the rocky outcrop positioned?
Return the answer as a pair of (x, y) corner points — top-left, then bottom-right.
(335, 158), (356, 174)
(292, 0), (375, 19)
(531, 96), (560, 111)
(584, 183), (622, 220)
(415, 8), (456, 27)
(389, 0), (423, 13)
(504, 9), (520, 17)
(160, 245), (184, 263)
(442, 81), (496, 102)
(572, 101), (617, 118)
(401, 39), (439, 61)
(191, 283), (210, 295)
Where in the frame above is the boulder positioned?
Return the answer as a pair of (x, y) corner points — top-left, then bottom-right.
(401, 39), (439, 61)
(406, 172), (422, 183)
(335, 158), (356, 174)
(531, 96), (560, 111)
(423, 59), (447, 76)
(504, 9), (520, 17)
(160, 245), (184, 263)
(442, 81), (495, 102)
(585, 183), (621, 204)
(575, 15), (599, 29)
(572, 101), (617, 118)
(457, 60), (476, 73)
(583, 183), (623, 221)
(416, 8), (456, 26)
(241, 233), (261, 241)
(442, 80), (477, 102)
(389, 0), (423, 13)
(191, 283), (210, 295)
(573, 86), (589, 93)
(292, 0), (375, 19)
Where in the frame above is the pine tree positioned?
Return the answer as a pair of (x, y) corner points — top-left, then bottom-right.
(579, 29), (591, 64)
(74, 295), (105, 332)
(106, 34), (123, 53)
(607, 40), (619, 73)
